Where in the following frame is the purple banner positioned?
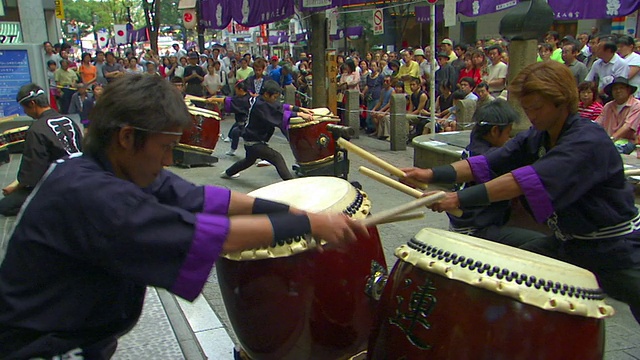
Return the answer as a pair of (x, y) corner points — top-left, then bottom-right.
(329, 26), (363, 40)
(232, 0), (295, 27)
(415, 5), (444, 24)
(200, 0), (233, 30)
(127, 27), (149, 43)
(548, 0), (640, 20)
(457, 0), (518, 17)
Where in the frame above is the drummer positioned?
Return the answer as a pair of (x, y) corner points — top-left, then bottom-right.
(206, 81), (252, 156)
(402, 61), (640, 325)
(0, 75), (368, 359)
(221, 79), (314, 180)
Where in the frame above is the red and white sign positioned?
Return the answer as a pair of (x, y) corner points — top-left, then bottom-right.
(113, 24), (127, 45)
(183, 9), (197, 29)
(97, 30), (109, 49)
(373, 9), (384, 35)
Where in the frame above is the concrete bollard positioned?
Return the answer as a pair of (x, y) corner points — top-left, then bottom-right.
(345, 89), (360, 139)
(390, 94), (407, 151)
(284, 85), (296, 106)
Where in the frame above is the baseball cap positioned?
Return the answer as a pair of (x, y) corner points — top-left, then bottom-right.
(441, 38), (453, 46)
(271, 55), (279, 62)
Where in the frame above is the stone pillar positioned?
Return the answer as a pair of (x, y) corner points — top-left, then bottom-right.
(284, 85), (296, 106)
(507, 39), (538, 134)
(345, 89), (360, 139)
(389, 94), (407, 151)
(18, 0), (48, 44)
(309, 12), (328, 109)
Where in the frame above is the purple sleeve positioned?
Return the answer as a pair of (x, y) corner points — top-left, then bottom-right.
(283, 103), (292, 111)
(511, 166), (554, 223)
(466, 155), (492, 183)
(170, 214), (229, 301)
(203, 185), (231, 215)
(224, 97), (232, 113)
(282, 110), (292, 130)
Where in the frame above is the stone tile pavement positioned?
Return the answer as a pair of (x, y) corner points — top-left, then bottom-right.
(0, 117), (639, 359)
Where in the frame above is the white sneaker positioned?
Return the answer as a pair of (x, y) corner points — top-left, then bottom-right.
(225, 149), (236, 156)
(220, 171), (239, 179)
(256, 160), (271, 167)
(223, 137), (231, 143)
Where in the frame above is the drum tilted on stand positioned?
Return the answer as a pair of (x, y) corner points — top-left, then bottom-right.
(367, 228), (614, 360)
(173, 106), (220, 167)
(288, 107), (340, 167)
(216, 177), (387, 360)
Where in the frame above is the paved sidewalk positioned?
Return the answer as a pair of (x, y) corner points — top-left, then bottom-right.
(0, 116), (639, 359)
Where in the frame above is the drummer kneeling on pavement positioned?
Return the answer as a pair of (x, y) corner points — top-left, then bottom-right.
(0, 74), (368, 359)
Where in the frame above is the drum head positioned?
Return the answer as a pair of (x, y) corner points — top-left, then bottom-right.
(248, 176), (364, 215)
(399, 228), (614, 318)
(312, 107), (332, 116)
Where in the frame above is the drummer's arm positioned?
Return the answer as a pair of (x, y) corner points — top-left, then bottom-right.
(206, 96), (225, 104)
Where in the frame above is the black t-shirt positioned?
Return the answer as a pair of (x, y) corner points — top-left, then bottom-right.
(17, 109), (82, 188)
(183, 65), (206, 96)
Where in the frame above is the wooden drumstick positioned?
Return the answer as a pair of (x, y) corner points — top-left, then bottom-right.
(184, 94), (211, 102)
(336, 138), (429, 190)
(359, 166), (464, 217)
(367, 212), (425, 226)
(625, 168), (640, 176)
(360, 191), (446, 227)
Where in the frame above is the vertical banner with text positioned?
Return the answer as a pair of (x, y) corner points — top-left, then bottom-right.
(55, 0), (65, 19)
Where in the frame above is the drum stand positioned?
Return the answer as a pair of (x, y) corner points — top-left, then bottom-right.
(292, 125), (353, 179)
(172, 145), (218, 168)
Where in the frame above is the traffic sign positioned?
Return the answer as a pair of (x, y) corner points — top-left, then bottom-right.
(373, 9), (384, 35)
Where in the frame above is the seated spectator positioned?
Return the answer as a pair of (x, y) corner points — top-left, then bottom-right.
(439, 89), (470, 131)
(458, 51), (482, 86)
(371, 75), (394, 140)
(595, 77), (640, 153)
(475, 82), (495, 108)
(562, 42), (588, 86)
(435, 52), (457, 97)
(421, 81), (454, 124)
(538, 43), (553, 62)
(408, 77), (429, 137)
(459, 77), (478, 101)
(578, 81), (604, 121)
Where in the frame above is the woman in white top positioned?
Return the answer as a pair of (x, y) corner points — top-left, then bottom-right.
(174, 56), (187, 79)
(125, 57), (143, 74)
(203, 64), (222, 96)
(339, 59), (361, 93)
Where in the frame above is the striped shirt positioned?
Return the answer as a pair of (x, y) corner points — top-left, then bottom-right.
(578, 101), (604, 121)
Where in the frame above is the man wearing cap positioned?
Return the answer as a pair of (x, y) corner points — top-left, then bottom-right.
(595, 77), (640, 152)
(440, 39), (457, 61)
(267, 56), (281, 74)
(183, 52), (206, 96)
(435, 52), (457, 97)
(0, 83), (82, 216)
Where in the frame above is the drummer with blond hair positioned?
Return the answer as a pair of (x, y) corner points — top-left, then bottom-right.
(0, 75), (368, 358)
(402, 60), (640, 325)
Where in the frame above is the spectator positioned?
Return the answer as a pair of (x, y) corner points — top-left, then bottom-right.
(537, 31), (564, 63)
(408, 76), (429, 137)
(363, 61), (383, 133)
(236, 57), (255, 82)
(435, 52), (457, 97)
(595, 77), (640, 152)
(203, 63), (222, 96)
(562, 42), (588, 86)
(617, 35), (640, 98)
(398, 50), (420, 94)
(371, 75), (394, 140)
(77, 53), (96, 86)
(59, 50), (77, 70)
(183, 52), (206, 96)
(102, 52), (124, 83)
(270, 63), (294, 88)
(267, 56), (281, 74)
(585, 39), (630, 95)
(54, 59), (77, 88)
(459, 77), (478, 101)
(484, 45), (508, 97)
(538, 43), (553, 62)
(475, 82), (495, 108)
(576, 33), (591, 63)
(172, 43), (187, 59)
(42, 41), (61, 69)
(458, 51), (482, 86)
(440, 38), (458, 61)
(578, 81), (604, 121)
(68, 83), (94, 122)
(451, 44), (467, 74)
(94, 51), (107, 85)
(175, 56), (187, 79)
(144, 62), (161, 77)
(422, 80), (454, 127)
(125, 57), (143, 74)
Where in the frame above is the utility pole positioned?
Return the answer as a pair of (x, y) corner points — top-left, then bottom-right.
(92, 13), (99, 50)
(126, 6), (134, 53)
(196, 0), (205, 51)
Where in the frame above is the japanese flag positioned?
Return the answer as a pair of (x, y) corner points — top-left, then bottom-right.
(114, 24), (128, 45)
(97, 30), (109, 49)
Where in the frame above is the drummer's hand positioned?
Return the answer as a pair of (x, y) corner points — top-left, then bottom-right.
(427, 191), (460, 213)
(307, 213), (368, 251)
(2, 181), (19, 196)
(400, 167), (434, 184)
(300, 107), (314, 115)
(301, 113), (314, 121)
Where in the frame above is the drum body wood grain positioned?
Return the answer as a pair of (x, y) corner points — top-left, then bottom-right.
(288, 116), (339, 165)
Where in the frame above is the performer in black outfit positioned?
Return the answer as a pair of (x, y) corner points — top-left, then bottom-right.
(221, 80), (313, 180)
(207, 81), (252, 156)
(0, 83), (82, 216)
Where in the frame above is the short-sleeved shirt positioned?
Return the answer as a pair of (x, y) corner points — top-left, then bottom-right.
(566, 60), (588, 86)
(183, 65), (206, 96)
(398, 61), (420, 94)
(54, 68), (77, 87)
(485, 61), (508, 93)
(79, 64), (97, 84)
(623, 52), (640, 98)
(102, 62), (124, 83)
(236, 67), (255, 81)
(585, 54), (630, 92)
(595, 96), (640, 140)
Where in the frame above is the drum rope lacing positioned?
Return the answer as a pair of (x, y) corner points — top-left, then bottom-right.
(407, 238), (607, 301)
